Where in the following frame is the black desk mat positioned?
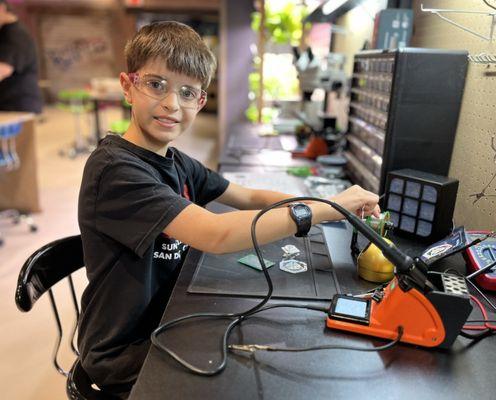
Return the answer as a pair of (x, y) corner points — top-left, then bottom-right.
(188, 227), (340, 300)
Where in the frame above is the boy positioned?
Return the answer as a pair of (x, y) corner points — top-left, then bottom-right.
(78, 21), (379, 398)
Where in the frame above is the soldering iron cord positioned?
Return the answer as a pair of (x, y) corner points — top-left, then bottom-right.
(151, 196), (402, 376)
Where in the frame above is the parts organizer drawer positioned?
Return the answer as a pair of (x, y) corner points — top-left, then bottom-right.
(346, 49), (468, 194)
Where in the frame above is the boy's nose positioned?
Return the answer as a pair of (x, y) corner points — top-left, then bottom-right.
(160, 91), (180, 111)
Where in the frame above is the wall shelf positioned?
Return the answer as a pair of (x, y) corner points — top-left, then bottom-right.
(421, 3), (496, 42)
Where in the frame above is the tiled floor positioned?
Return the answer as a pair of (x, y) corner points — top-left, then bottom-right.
(0, 106), (219, 400)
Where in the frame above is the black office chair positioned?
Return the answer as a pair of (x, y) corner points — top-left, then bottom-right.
(15, 234), (116, 400)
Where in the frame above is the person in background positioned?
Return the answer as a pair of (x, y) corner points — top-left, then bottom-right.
(0, 0), (42, 113)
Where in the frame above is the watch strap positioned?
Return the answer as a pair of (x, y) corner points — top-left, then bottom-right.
(289, 202), (312, 237)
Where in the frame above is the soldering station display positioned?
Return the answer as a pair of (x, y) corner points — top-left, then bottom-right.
(329, 295), (371, 325)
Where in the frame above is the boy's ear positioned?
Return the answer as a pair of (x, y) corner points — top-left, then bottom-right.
(120, 72), (133, 104)
(197, 94), (207, 112)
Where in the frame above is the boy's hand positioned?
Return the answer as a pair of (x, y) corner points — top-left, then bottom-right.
(328, 185), (381, 219)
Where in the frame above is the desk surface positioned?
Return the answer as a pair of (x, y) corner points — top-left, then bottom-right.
(219, 148), (316, 168)
(129, 222), (496, 400)
(0, 111), (34, 125)
(219, 122), (311, 168)
(225, 123), (285, 151)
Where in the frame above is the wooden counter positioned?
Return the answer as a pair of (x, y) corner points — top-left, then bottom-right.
(0, 112), (40, 213)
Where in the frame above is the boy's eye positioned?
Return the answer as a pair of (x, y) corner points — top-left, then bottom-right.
(145, 79), (166, 92)
(179, 87), (198, 100)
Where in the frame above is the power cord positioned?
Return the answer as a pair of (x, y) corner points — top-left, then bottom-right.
(230, 326), (403, 353)
(151, 196), (402, 376)
(150, 303), (329, 376)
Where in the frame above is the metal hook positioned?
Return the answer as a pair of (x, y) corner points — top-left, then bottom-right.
(491, 135), (496, 163)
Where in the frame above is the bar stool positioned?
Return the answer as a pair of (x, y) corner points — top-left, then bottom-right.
(15, 235), (118, 399)
(57, 89), (94, 158)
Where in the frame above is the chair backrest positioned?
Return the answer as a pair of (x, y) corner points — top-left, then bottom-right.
(15, 234), (85, 376)
(16, 234), (84, 312)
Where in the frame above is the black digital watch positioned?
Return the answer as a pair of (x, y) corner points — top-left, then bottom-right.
(288, 202), (312, 237)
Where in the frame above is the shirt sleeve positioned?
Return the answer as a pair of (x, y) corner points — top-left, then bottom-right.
(0, 33), (17, 67)
(95, 158), (191, 258)
(181, 152), (229, 206)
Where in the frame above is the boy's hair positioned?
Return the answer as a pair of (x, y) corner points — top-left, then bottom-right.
(125, 21), (217, 89)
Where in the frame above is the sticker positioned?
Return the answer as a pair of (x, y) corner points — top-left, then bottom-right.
(422, 244), (453, 260)
(420, 227), (467, 264)
(279, 259), (307, 274)
(238, 254), (274, 271)
(282, 244), (300, 258)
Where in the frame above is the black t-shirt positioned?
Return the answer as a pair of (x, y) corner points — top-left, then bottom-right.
(0, 21), (43, 113)
(77, 134), (229, 391)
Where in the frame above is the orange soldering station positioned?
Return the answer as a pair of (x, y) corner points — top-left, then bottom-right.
(326, 205), (473, 349)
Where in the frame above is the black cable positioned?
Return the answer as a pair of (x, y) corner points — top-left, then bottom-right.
(151, 195), (399, 376)
(465, 319), (496, 323)
(150, 303), (329, 375)
(229, 326), (403, 353)
(152, 313), (242, 375)
(459, 329), (494, 340)
(483, 0), (496, 11)
(257, 303), (329, 313)
(466, 260), (496, 280)
(467, 279), (496, 313)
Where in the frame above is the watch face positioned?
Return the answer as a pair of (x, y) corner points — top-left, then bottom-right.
(294, 205), (310, 218)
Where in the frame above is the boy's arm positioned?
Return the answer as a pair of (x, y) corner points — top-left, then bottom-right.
(163, 185), (380, 255)
(215, 181), (298, 210)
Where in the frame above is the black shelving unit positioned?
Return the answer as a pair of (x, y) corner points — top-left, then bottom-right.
(345, 48), (468, 194)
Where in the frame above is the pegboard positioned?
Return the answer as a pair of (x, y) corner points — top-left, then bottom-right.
(411, 0), (496, 229)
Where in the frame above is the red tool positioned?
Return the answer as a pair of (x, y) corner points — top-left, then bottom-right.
(464, 230), (496, 291)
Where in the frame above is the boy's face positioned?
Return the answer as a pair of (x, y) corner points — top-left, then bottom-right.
(120, 58), (205, 155)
